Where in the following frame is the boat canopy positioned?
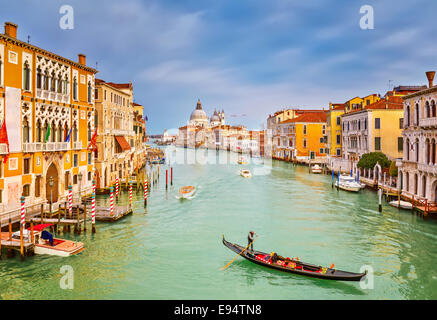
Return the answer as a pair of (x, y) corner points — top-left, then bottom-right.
(28, 223), (54, 232)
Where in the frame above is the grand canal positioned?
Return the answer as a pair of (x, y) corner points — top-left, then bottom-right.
(1, 147), (437, 300)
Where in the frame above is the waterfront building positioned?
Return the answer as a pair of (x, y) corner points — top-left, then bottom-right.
(94, 78), (138, 189)
(282, 111), (328, 162)
(326, 103), (346, 158)
(0, 22), (97, 212)
(401, 72), (437, 202)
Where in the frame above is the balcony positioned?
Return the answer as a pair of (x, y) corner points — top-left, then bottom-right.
(0, 143), (7, 155)
(36, 88), (70, 103)
(73, 141), (83, 150)
(418, 163), (437, 174)
(419, 117), (437, 129)
(23, 142), (69, 152)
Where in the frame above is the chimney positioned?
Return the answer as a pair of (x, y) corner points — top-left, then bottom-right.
(78, 53), (86, 65)
(4, 22), (18, 38)
(426, 71), (435, 88)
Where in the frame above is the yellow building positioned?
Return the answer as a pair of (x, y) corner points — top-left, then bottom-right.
(0, 22), (97, 212)
(326, 103), (346, 157)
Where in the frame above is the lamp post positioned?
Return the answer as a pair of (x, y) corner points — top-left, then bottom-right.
(49, 176), (54, 214)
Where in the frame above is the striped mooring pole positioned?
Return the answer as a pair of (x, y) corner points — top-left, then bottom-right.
(115, 178), (119, 200)
(110, 186), (114, 216)
(166, 169), (168, 190)
(171, 167), (173, 186)
(129, 181), (133, 209)
(20, 196), (25, 257)
(92, 179), (96, 233)
(68, 185), (73, 217)
(144, 178), (148, 207)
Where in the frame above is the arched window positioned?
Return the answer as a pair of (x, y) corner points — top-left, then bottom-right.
(416, 138), (419, 162)
(36, 119), (42, 143)
(36, 68), (42, 89)
(64, 75), (68, 95)
(57, 73), (62, 93)
(426, 139), (430, 164)
(73, 122), (78, 142)
(23, 62), (30, 91)
(57, 124), (63, 142)
(415, 104), (419, 125)
(406, 138), (410, 161)
(42, 120), (48, 143)
(433, 139), (436, 165)
(426, 101), (430, 118)
(88, 123), (92, 141)
(406, 172), (410, 192)
(44, 70), (49, 90)
(432, 100), (436, 118)
(422, 176), (427, 197)
(64, 123), (69, 142)
(73, 77), (78, 100)
(22, 116), (30, 143)
(88, 82), (92, 103)
(406, 105), (410, 126)
(51, 120), (56, 142)
(51, 71), (56, 92)
(414, 174), (418, 195)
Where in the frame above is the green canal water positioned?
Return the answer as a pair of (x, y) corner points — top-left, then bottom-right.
(1, 147), (437, 300)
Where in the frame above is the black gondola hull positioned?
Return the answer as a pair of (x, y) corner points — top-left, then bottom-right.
(223, 236), (366, 282)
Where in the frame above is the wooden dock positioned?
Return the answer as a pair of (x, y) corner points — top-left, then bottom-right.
(1, 233), (35, 256)
(95, 206), (133, 222)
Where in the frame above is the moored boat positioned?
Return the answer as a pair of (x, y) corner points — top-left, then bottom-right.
(389, 200), (413, 210)
(335, 175), (361, 192)
(311, 164), (322, 174)
(222, 236), (366, 281)
(237, 157), (248, 165)
(179, 186), (196, 198)
(240, 169), (252, 178)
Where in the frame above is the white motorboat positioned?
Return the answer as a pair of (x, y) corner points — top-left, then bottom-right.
(240, 169), (252, 178)
(179, 186), (196, 198)
(237, 157), (248, 165)
(2, 224), (85, 257)
(389, 200), (413, 210)
(335, 175), (362, 192)
(311, 165), (322, 174)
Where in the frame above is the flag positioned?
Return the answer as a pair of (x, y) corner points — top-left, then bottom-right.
(87, 127), (98, 151)
(45, 123), (51, 143)
(0, 120), (10, 164)
(65, 128), (72, 143)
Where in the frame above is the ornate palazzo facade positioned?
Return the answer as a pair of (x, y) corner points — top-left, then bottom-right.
(0, 22), (97, 212)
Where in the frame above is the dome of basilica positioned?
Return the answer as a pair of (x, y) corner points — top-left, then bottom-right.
(190, 99), (208, 123)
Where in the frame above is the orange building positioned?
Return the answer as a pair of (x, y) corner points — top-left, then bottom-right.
(283, 111), (328, 160)
(0, 22), (97, 212)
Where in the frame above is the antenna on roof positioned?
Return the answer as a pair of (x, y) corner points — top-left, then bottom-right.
(96, 61), (98, 70)
(27, 35), (30, 44)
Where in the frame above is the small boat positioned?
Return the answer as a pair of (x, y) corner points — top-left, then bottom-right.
(5, 224), (85, 257)
(240, 169), (252, 178)
(179, 186), (196, 198)
(335, 175), (361, 192)
(389, 200), (413, 210)
(222, 236), (366, 281)
(311, 164), (322, 174)
(237, 157), (248, 165)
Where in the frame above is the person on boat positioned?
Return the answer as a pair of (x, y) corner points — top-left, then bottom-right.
(248, 231), (257, 252)
(270, 252), (279, 263)
(41, 230), (54, 246)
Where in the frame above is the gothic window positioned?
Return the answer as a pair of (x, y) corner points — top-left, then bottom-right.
(36, 68), (42, 89)
(44, 70), (49, 90)
(57, 124), (63, 142)
(57, 73), (62, 93)
(22, 116), (30, 143)
(432, 101), (436, 118)
(88, 81), (92, 103)
(23, 62), (30, 91)
(415, 104), (419, 125)
(406, 106), (410, 126)
(64, 75), (68, 95)
(51, 120), (56, 142)
(42, 120), (48, 143)
(73, 122), (78, 142)
(51, 71), (56, 92)
(426, 101), (430, 118)
(73, 77), (78, 100)
(36, 119), (42, 142)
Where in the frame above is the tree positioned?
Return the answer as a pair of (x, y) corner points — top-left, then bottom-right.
(389, 161), (398, 177)
(357, 152), (391, 169)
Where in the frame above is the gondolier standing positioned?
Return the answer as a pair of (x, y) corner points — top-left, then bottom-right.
(248, 231), (257, 252)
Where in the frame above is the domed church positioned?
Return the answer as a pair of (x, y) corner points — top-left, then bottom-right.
(189, 99), (225, 128)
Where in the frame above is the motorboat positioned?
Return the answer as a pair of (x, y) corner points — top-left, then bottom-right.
(311, 165), (322, 174)
(335, 175), (361, 192)
(240, 169), (252, 178)
(179, 186), (196, 198)
(237, 157), (248, 165)
(1, 224), (85, 257)
(389, 200), (413, 210)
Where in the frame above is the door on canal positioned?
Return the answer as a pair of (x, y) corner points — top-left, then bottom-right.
(46, 163), (59, 204)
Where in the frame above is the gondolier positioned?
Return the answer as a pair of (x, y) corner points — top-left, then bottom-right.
(248, 231), (257, 252)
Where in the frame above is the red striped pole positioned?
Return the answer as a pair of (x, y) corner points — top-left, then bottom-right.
(68, 185), (73, 218)
(144, 178), (148, 207)
(20, 196), (25, 257)
(171, 167), (173, 186)
(129, 181), (133, 209)
(115, 178), (119, 200)
(92, 179), (96, 233)
(110, 186), (114, 216)
(20, 195), (25, 227)
(166, 169), (168, 190)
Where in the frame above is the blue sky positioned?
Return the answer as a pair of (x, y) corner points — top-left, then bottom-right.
(1, 0), (436, 133)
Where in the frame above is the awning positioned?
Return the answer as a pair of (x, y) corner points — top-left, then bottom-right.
(28, 224), (54, 232)
(115, 136), (131, 151)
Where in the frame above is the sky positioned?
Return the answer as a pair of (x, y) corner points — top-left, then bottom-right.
(1, 0), (437, 134)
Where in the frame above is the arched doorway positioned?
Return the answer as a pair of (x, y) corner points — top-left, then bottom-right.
(104, 168), (108, 188)
(46, 163), (59, 204)
(96, 170), (101, 189)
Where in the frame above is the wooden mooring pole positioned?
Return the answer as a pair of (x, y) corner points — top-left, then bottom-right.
(378, 189), (383, 213)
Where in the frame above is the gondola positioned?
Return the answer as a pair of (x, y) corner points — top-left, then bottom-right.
(222, 236), (366, 281)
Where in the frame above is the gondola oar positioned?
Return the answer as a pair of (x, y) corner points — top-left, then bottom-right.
(220, 235), (258, 271)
